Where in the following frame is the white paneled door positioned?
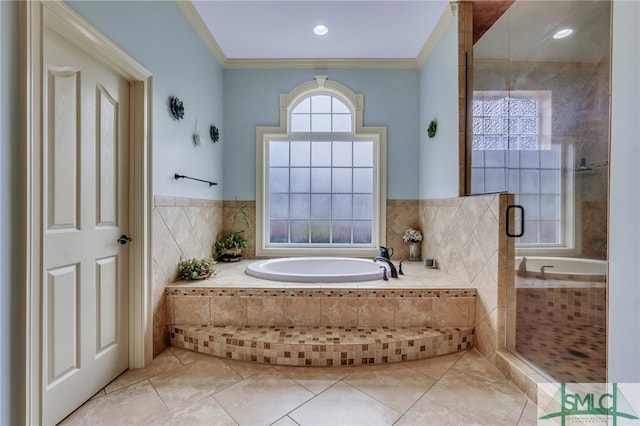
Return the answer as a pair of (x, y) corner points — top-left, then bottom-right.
(42, 27), (130, 425)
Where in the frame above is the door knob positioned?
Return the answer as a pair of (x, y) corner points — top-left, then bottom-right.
(117, 235), (132, 245)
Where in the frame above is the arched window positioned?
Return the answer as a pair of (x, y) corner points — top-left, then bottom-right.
(290, 94), (352, 133)
(255, 76), (387, 257)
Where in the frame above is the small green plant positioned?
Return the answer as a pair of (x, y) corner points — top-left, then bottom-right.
(214, 232), (248, 257)
(215, 204), (252, 260)
(177, 257), (217, 281)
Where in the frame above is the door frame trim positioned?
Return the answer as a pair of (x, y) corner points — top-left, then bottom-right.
(20, 1), (152, 423)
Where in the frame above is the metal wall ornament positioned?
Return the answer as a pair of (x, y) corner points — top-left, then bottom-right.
(169, 96), (185, 120)
(193, 119), (201, 146)
(427, 119), (437, 138)
(210, 125), (220, 143)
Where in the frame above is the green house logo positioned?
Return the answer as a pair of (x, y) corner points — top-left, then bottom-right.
(540, 383), (639, 425)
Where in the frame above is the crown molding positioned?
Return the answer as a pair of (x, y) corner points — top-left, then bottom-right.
(176, 0), (227, 67)
(224, 58), (419, 69)
(417, 3), (456, 66)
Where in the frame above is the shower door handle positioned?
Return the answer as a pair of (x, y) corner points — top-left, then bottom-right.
(506, 205), (524, 238)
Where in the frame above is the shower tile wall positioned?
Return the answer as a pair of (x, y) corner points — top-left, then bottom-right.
(152, 196), (223, 356)
(516, 285), (605, 328)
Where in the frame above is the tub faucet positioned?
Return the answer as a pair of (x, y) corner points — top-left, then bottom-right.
(539, 265), (554, 280)
(517, 257), (527, 278)
(373, 256), (398, 278)
(379, 266), (388, 281)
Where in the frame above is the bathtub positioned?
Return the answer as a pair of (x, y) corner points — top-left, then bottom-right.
(515, 256), (607, 282)
(245, 257), (389, 283)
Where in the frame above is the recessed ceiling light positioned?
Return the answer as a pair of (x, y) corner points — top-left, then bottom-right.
(313, 25), (328, 36)
(553, 28), (574, 39)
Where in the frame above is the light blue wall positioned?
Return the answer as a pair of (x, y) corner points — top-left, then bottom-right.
(222, 69), (420, 200)
(0, 2), (19, 424)
(418, 17), (460, 199)
(609, 0), (640, 382)
(68, 1), (225, 200)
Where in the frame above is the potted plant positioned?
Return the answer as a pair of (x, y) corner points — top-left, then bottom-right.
(215, 204), (252, 262)
(177, 257), (217, 281)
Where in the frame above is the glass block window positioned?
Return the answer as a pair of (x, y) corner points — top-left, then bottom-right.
(472, 92), (550, 151)
(267, 140), (374, 245)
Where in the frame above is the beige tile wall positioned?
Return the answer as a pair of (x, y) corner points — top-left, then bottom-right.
(386, 200), (420, 260)
(222, 201), (256, 259)
(152, 196), (223, 356)
(419, 194), (510, 364)
(166, 288), (477, 329)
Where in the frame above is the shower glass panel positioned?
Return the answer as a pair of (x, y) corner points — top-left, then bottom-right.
(469, 0), (610, 383)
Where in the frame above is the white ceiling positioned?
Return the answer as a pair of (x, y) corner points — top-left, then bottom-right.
(473, 1), (611, 63)
(191, 1), (451, 60)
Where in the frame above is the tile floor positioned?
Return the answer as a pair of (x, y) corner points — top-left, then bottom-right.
(60, 347), (537, 426)
(516, 318), (606, 383)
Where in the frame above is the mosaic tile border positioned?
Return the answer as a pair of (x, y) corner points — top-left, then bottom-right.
(170, 325), (474, 366)
(166, 287), (477, 298)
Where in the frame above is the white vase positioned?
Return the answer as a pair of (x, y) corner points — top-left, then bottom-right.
(408, 242), (421, 261)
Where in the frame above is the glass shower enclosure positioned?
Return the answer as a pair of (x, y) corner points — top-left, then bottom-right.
(468, 0), (611, 383)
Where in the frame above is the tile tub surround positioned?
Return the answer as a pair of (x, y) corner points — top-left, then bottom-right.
(151, 198), (421, 356)
(166, 261), (475, 366)
(165, 261), (477, 329)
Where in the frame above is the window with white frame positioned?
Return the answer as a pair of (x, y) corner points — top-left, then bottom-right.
(256, 77), (386, 257)
(470, 91), (575, 249)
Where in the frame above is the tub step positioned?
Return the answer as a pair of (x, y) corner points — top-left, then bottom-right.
(169, 325), (474, 367)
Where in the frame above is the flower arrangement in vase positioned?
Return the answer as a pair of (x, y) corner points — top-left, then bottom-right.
(403, 228), (423, 244)
(403, 227), (423, 261)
